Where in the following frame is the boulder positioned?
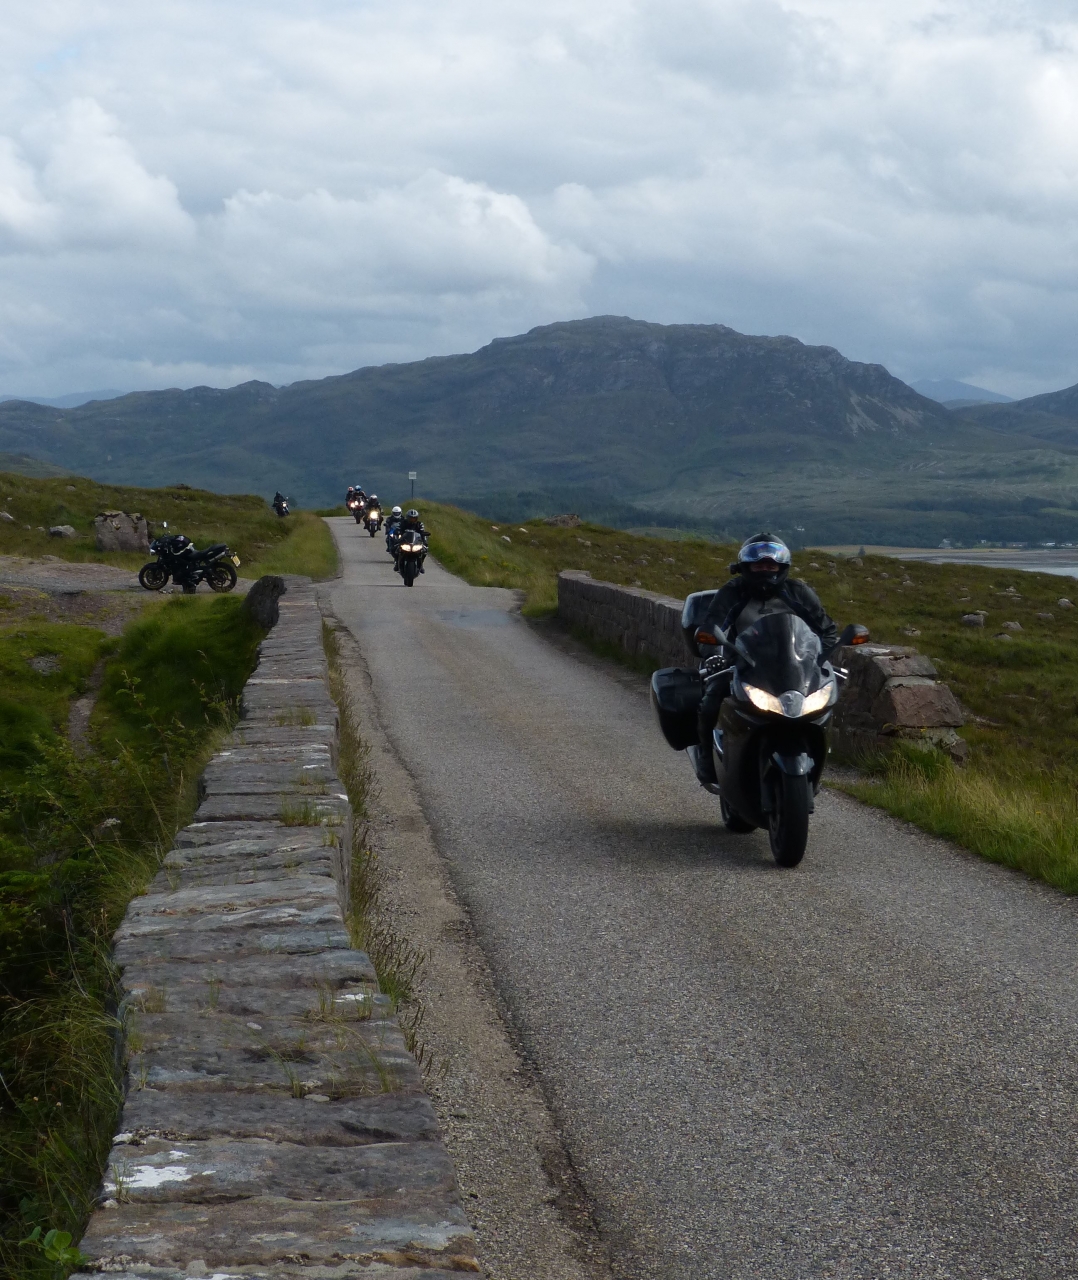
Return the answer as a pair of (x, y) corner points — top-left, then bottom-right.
(48, 524), (78, 538)
(94, 510), (150, 553)
(871, 678), (964, 729)
(544, 513), (582, 528)
(242, 575), (286, 630)
(0, 511), (13, 522)
(961, 613), (985, 627)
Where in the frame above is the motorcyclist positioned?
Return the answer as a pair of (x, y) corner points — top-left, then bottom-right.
(385, 505), (403, 551)
(273, 490), (288, 513)
(346, 485), (366, 507)
(168, 533), (200, 594)
(395, 509), (429, 574)
(691, 533), (837, 786)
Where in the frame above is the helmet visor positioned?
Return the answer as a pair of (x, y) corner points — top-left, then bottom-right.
(739, 540), (791, 566)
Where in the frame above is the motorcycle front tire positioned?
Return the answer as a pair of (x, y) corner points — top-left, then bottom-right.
(207, 563), (238, 593)
(402, 561), (416, 586)
(768, 772), (811, 868)
(138, 563), (169, 591)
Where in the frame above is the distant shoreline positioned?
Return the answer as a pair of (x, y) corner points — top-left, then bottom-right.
(817, 545), (1078, 580)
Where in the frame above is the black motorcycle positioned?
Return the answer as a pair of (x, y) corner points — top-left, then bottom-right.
(273, 496), (290, 518)
(395, 530), (427, 586)
(138, 530), (240, 594)
(652, 591), (867, 867)
(364, 505), (383, 537)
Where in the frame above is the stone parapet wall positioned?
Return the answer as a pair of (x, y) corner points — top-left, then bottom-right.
(74, 577), (475, 1279)
(557, 569), (691, 669)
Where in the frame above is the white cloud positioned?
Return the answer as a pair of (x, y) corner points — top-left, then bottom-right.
(0, 0), (1077, 396)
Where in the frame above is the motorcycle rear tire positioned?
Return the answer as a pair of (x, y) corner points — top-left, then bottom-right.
(207, 563), (238, 593)
(720, 794), (754, 833)
(768, 772), (810, 868)
(138, 563), (169, 591)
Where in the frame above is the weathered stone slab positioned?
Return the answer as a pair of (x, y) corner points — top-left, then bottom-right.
(194, 793), (349, 824)
(103, 1137), (455, 1205)
(115, 922), (352, 967)
(123, 981), (378, 1019)
(71, 1266), (470, 1278)
(117, 950), (377, 992)
(79, 1196), (474, 1269)
(174, 820), (328, 848)
(872, 677), (964, 728)
(120, 1088), (440, 1146)
(126, 877), (338, 923)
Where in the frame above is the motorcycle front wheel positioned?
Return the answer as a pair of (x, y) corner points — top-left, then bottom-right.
(768, 772), (811, 868)
(138, 563), (169, 591)
(207, 563), (238, 593)
(402, 561), (416, 586)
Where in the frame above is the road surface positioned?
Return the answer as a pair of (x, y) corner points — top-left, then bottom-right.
(325, 517), (1078, 1280)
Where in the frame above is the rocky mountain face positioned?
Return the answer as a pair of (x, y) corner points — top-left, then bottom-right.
(1, 316), (1076, 545)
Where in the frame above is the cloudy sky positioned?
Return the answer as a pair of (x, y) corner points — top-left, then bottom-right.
(1, 0), (1076, 398)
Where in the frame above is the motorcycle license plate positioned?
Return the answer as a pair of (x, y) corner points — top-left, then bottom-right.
(231, 554), (241, 566)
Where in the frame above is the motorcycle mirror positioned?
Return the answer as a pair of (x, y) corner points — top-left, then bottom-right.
(837, 623), (870, 646)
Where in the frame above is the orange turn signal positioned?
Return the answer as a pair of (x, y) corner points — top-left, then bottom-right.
(695, 629), (720, 646)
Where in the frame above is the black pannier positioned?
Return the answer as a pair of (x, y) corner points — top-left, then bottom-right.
(650, 667), (703, 750)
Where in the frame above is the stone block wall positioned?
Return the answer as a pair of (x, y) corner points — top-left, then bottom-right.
(557, 569), (692, 669)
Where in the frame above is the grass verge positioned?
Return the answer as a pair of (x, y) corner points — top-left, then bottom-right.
(321, 621), (431, 1071)
(0, 593), (265, 1278)
(422, 499), (1078, 895)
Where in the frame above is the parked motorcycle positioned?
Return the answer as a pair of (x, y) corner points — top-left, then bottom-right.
(395, 530), (427, 586)
(364, 504), (383, 537)
(138, 525), (240, 594)
(651, 590), (867, 867)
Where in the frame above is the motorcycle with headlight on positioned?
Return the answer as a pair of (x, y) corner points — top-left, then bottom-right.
(652, 596), (867, 868)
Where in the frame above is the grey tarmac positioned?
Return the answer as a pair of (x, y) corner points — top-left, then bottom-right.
(324, 515), (1078, 1280)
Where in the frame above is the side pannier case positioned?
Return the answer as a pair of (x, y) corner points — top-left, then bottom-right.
(650, 667), (704, 750)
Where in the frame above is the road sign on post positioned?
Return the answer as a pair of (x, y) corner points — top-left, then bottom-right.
(408, 471), (416, 500)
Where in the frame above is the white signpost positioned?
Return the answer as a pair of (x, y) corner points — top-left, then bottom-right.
(408, 471), (416, 500)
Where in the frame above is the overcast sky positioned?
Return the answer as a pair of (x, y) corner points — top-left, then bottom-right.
(1, 0), (1076, 398)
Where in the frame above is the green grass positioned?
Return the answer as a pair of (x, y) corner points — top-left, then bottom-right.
(426, 500), (1078, 893)
(0, 471), (337, 580)
(421, 499), (734, 616)
(0, 593), (266, 1278)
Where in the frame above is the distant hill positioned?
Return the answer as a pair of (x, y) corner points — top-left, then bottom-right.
(2, 317), (1078, 546)
(911, 378), (1012, 406)
(0, 389), (127, 409)
(956, 382), (1078, 447)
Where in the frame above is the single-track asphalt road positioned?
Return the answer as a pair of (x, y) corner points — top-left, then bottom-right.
(325, 517), (1078, 1280)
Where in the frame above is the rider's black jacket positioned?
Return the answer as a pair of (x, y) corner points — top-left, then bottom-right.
(701, 576), (838, 656)
(400, 518), (428, 541)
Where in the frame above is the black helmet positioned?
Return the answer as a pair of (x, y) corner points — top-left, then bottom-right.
(732, 532), (791, 596)
(170, 533), (191, 551)
(406, 509), (419, 520)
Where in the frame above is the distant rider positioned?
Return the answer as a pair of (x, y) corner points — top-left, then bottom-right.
(385, 505), (403, 551)
(691, 533), (837, 786)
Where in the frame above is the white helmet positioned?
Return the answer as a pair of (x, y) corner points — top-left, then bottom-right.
(392, 506), (402, 516)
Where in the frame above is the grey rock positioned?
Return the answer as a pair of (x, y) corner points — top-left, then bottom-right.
(1002, 620), (1023, 631)
(961, 612), (985, 627)
(95, 510), (150, 552)
(48, 523), (78, 538)
(243, 574), (287, 629)
(0, 510), (13, 521)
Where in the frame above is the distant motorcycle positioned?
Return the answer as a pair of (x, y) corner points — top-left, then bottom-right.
(138, 529), (240, 594)
(651, 593), (867, 867)
(272, 494), (290, 518)
(348, 496), (366, 524)
(395, 531), (427, 586)
(364, 504), (383, 537)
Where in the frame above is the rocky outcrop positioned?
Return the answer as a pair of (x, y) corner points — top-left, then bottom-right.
(94, 510), (150, 552)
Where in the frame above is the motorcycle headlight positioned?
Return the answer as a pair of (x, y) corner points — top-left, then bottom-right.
(744, 684), (783, 715)
(802, 681), (836, 715)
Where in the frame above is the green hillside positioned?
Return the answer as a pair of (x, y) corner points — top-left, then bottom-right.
(4, 316), (1078, 545)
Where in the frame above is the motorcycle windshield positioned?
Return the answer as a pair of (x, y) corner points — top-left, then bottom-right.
(734, 612), (821, 695)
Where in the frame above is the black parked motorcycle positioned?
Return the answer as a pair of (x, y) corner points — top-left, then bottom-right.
(138, 529), (240, 594)
(652, 591), (867, 867)
(396, 531), (427, 586)
(364, 505), (383, 536)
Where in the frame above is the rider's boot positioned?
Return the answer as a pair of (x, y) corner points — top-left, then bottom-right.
(688, 743), (717, 787)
